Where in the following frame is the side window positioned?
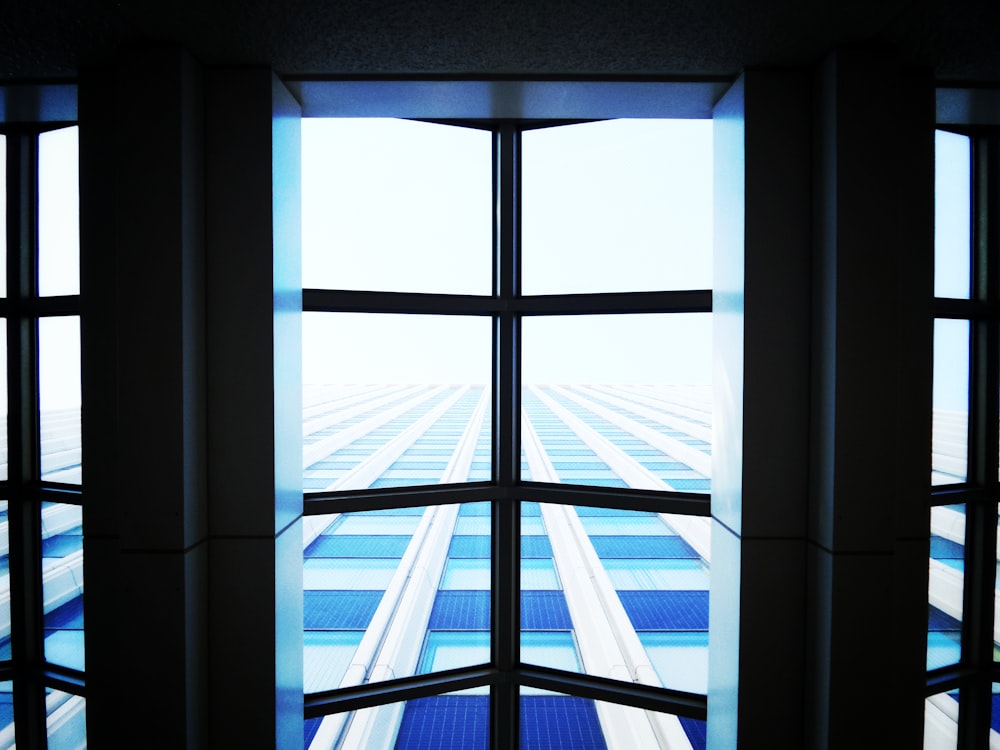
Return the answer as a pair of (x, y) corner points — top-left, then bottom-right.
(0, 124), (85, 748)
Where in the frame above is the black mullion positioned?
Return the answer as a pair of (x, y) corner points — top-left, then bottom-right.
(959, 133), (1000, 750)
(7, 131), (46, 749)
(491, 125), (520, 750)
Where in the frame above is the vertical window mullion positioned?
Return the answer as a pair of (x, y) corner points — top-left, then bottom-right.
(6, 130), (46, 749)
(959, 133), (1000, 750)
(491, 125), (520, 750)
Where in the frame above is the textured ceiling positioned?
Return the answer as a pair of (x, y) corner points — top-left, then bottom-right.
(1, 0), (998, 81)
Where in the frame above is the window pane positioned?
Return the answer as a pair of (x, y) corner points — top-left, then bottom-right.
(39, 316), (81, 484)
(928, 504), (964, 671)
(924, 690), (959, 750)
(303, 314), (490, 492)
(0, 324), (6, 482)
(522, 119), (712, 295)
(45, 688), (86, 750)
(933, 319), (969, 485)
(935, 131), (972, 300)
(303, 502), (490, 692)
(38, 127), (80, 297)
(307, 690), (489, 750)
(302, 118), (491, 295)
(522, 504), (710, 693)
(522, 315), (711, 492)
(42, 502), (83, 671)
(0, 681), (11, 745)
(0, 136), (6, 298)
(518, 690), (707, 750)
(0, 502), (8, 660)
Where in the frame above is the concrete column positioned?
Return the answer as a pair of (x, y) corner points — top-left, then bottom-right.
(204, 68), (303, 749)
(80, 47), (209, 748)
(807, 50), (932, 748)
(709, 69), (812, 749)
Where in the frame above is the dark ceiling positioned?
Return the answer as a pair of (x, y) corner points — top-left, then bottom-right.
(1, 0), (998, 82)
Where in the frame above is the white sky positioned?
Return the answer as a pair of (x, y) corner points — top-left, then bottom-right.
(301, 117), (714, 385)
(934, 130), (972, 412)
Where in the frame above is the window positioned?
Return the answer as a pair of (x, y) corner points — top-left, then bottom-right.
(0, 123), (85, 748)
(926, 128), (1000, 747)
(300, 116), (712, 748)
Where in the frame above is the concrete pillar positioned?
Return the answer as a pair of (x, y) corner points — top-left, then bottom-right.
(709, 69), (812, 750)
(806, 50), (932, 748)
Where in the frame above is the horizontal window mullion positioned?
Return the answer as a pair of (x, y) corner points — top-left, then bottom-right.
(0, 297), (82, 318)
(304, 288), (713, 315)
(304, 288), (498, 315)
(518, 664), (706, 721)
(304, 666), (497, 718)
(519, 481), (711, 516)
(304, 482), (711, 516)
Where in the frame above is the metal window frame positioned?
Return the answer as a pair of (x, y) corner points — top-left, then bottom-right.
(929, 126), (1000, 749)
(0, 122), (85, 749)
(301, 116), (712, 745)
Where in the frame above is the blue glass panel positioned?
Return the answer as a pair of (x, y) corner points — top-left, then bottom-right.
(448, 535), (490, 558)
(304, 717), (322, 747)
(679, 717), (708, 750)
(395, 696), (489, 750)
(589, 536), (697, 558)
(45, 596), (83, 629)
(305, 535), (411, 557)
(520, 696), (607, 750)
(930, 536), (964, 560)
(304, 591), (382, 629)
(521, 536), (553, 558)
(419, 630), (490, 674)
(304, 630), (363, 693)
(521, 631), (580, 673)
(521, 591), (573, 629)
(429, 591), (490, 629)
(618, 590), (709, 630)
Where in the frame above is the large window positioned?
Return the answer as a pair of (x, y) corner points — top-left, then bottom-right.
(0, 124), (85, 748)
(300, 117), (712, 749)
(926, 128), (1000, 748)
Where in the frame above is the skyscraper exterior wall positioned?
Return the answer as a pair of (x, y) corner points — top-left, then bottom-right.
(301, 384), (712, 750)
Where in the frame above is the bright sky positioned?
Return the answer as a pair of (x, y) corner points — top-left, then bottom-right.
(301, 117), (714, 385)
(934, 130), (972, 412)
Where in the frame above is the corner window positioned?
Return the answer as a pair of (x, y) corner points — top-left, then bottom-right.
(301, 116), (712, 748)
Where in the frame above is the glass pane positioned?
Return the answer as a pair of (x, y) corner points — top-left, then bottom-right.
(522, 119), (712, 295)
(935, 130), (972, 300)
(306, 689), (489, 750)
(303, 313), (490, 492)
(0, 324), (6, 482)
(929, 504), (964, 671)
(924, 690), (959, 750)
(0, 681), (11, 746)
(522, 504), (710, 693)
(39, 316), (81, 484)
(38, 127), (80, 297)
(518, 689), (707, 750)
(0, 502), (8, 660)
(0, 136), (6, 298)
(523, 315), (711, 492)
(42, 502), (84, 671)
(301, 118), (491, 295)
(933, 319), (969, 485)
(303, 502), (490, 692)
(45, 688), (86, 750)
